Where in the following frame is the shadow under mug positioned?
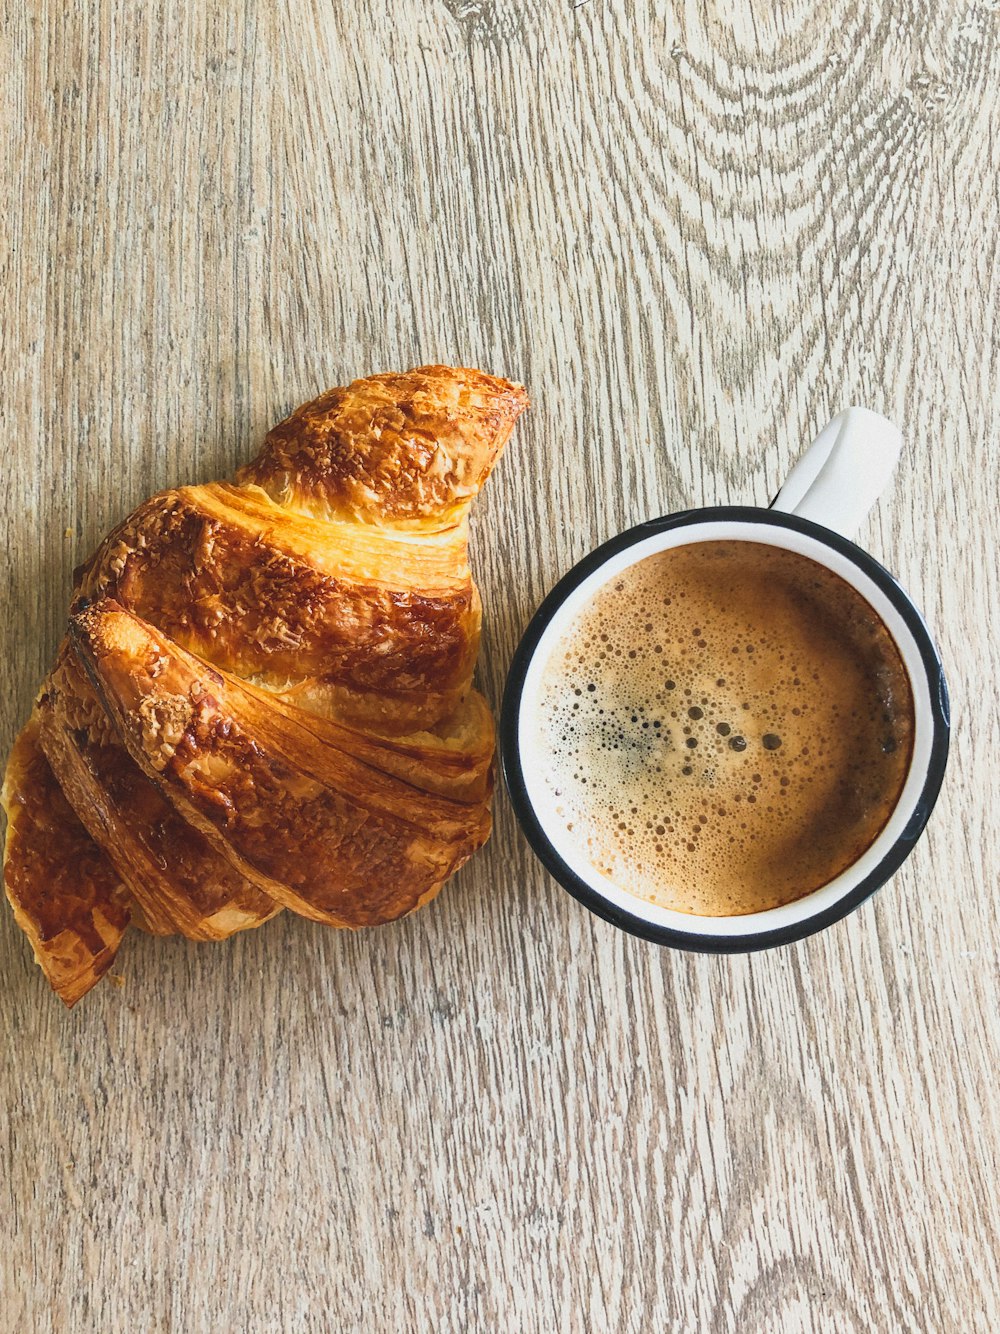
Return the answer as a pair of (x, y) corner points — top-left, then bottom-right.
(500, 410), (951, 952)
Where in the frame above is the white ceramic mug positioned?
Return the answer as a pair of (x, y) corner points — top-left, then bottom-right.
(501, 411), (950, 951)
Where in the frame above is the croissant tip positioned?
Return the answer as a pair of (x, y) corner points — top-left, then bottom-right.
(381, 363), (529, 408)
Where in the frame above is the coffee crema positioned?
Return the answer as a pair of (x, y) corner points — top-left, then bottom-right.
(534, 541), (915, 916)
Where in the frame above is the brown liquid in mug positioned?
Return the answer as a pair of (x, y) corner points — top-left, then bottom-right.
(535, 541), (915, 915)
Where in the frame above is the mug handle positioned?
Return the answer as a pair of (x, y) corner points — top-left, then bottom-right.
(770, 407), (903, 540)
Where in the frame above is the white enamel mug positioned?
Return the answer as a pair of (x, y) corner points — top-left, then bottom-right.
(501, 411), (950, 951)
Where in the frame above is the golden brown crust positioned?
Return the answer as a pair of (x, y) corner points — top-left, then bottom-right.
(237, 365), (528, 530)
(265, 689), (496, 804)
(3, 363), (527, 1003)
(38, 646), (281, 941)
(71, 602), (491, 927)
(2, 717), (130, 1006)
(76, 482), (479, 733)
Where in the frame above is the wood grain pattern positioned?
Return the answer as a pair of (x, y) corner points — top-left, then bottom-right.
(2, 1), (998, 1329)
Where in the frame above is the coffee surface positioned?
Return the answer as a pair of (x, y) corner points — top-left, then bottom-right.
(535, 541), (914, 915)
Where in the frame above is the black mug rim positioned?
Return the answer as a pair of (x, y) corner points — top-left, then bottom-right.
(499, 506), (951, 953)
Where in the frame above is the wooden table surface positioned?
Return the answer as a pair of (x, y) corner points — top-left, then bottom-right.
(3, 3), (998, 1330)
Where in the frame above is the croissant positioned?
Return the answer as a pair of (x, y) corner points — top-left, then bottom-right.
(2, 365), (528, 1005)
